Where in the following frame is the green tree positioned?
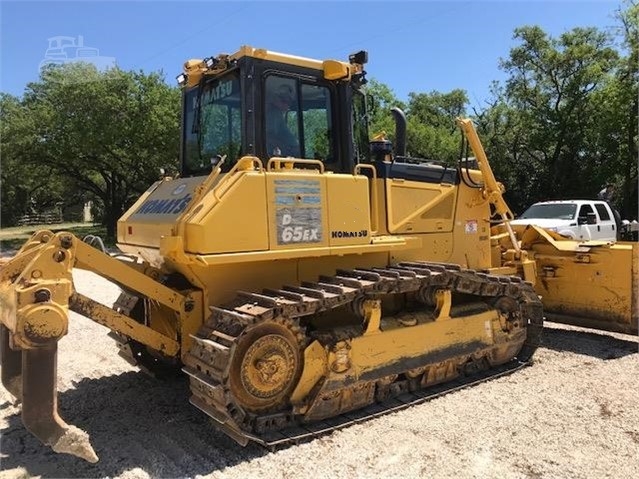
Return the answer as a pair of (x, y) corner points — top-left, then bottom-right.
(364, 78), (405, 139)
(477, 25), (621, 214)
(473, 86), (535, 215)
(4, 63), (181, 236)
(591, 0), (638, 218)
(1, 93), (72, 226)
(405, 89), (468, 163)
(364, 80), (469, 164)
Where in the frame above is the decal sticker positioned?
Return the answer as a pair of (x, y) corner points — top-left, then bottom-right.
(275, 179), (322, 245)
(465, 220), (478, 234)
(135, 194), (192, 215)
(208, 80), (234, 101)
(331, 230), (368, 239)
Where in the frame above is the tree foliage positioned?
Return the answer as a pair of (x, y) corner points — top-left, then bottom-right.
(365, 80), (468, 164)
(475, 10), (637, 218)
(503, 26), (617, 208)
(365, 78), (406, 139)
(603, 0), (639, 217)
(1, 63), (180, 235)
(405, 89), (468, 163)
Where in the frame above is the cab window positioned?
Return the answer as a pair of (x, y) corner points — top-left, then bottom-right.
(594, 203), (611, 221)
(183, 72), (242, 175)
(578, 204), (597, 223)
(352, 89), (370, 164)
(264, 75), (334, 164)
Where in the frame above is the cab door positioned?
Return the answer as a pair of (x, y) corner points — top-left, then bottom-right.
(594, 202), (617, 240)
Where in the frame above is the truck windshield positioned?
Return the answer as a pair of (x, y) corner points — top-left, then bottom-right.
(519, 203), (577, 220)
(182, 72), (242, 176)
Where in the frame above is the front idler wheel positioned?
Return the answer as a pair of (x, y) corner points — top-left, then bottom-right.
(229, 320), (303, 412)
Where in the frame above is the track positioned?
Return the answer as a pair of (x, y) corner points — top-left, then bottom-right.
(221, 359), (528, 448)
(182, 262), (543, 446)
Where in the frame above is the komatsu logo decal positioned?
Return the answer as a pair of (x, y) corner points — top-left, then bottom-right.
(331, 230), (368, 239)
(135, 194), (192, 215)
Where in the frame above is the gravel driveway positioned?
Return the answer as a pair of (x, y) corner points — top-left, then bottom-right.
(1, 269), (637, 479)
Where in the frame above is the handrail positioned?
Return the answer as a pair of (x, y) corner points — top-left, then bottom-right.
(354, 163), (379, 235)
(267, 157), (325, 174)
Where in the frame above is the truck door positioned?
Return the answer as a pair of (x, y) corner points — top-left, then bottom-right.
(594, 202), (616, 240)
(577, 203), (598, 240)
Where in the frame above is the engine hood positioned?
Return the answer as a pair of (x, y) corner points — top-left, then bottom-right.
(117, 176), (206, 249)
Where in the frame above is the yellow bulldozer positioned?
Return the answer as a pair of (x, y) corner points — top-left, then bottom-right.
(0, 46), (636, 463)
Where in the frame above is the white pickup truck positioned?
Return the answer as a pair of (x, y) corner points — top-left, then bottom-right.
(510, 199), (618, 241)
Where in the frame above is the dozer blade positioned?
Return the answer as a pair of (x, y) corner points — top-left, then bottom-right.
(516, 225), (639, 335)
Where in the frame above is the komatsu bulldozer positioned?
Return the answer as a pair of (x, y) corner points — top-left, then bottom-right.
(0, 46), (634, 464)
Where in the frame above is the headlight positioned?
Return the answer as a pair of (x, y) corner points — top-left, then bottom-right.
(176, 73), (188, 86)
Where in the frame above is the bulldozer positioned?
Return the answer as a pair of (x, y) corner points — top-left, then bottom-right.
(0, 45), (634, 464)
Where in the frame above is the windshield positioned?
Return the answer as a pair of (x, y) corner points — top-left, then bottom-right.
(182, 72), (242, 176)
(519, 203), (577, 220)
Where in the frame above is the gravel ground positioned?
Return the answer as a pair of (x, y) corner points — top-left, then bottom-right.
(1, 269), (638, 479)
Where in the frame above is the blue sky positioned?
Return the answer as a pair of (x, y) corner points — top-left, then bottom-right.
(1, 1), (623, 109)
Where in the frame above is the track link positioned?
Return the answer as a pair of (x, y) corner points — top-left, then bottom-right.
(182, 262), (543, 446)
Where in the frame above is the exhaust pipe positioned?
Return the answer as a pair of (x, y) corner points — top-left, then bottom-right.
(391, 107), (407, 157)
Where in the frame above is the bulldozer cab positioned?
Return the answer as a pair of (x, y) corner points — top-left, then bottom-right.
(179, 47), (370, 177)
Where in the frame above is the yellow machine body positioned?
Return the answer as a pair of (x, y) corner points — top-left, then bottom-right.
(115, 157), (493, 322)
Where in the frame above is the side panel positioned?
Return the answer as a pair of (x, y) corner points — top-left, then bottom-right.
(185, 172), (269, 254)
(326, 175), (371, 246)
(264, 171), (372, 249)
(118, 177), (204, 248)
(385, 179), (456, 234)
(385, 172), (493, 270)
(447, 174), (493, 269)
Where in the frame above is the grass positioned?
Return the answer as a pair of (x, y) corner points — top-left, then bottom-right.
(0, 223), (113, 253)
